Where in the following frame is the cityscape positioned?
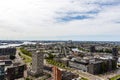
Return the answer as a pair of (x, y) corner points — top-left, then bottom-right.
(0, 41), (120, 80)
(0, 0), (120, 80)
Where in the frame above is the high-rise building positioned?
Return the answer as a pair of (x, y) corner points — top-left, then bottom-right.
(112, 47), (118, 65)
(90, 46), (96, 53)
(28, 50), (44, 77)
(52, 66), (62, 80)
(0, 62), (5, 80)
(112, 47), (118, 57)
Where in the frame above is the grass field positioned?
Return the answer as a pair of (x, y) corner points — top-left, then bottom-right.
(19, 52), (32, 63)
(110, 75), (120, 80)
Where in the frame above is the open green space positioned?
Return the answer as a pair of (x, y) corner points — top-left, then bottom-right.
(46, 59), (66, 68)
(19, 51), (32, 63)
(81, 78), (89, 80)
(110, 75), (120, 80)
(20, 47), (32, 57)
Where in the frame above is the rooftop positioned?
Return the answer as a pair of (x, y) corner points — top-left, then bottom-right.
(0, 62), (5, 66)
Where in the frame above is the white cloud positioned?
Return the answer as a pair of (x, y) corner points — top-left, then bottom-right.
(0, 0), (120, 40)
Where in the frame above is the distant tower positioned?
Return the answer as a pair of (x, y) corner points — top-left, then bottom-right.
(52, 66), (62, 80)
(90, 46), (96, 53)
(28, 50), (44, 77)
(112, 47), (118, 60)
(112, 47), (118, 57)
(112, 47), (118, 69)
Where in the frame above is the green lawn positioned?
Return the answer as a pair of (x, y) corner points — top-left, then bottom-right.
(19, 52), (32, 63)
(18, 47), (32, 63)
(81, 78), (88, 80)
(110, 75), (120, 80)
(20, 47), (32, 57)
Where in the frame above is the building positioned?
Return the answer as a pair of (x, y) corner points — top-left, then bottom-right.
(28, 50), (44, 77)
(69, 59), (89, 72)
(0, 48), (16, 56)
(68, 57), (117, 74)
(0, 55), (10, 60)
(52, 66), (62, 80)
(0, 62), (5, 80)
(112, 47), (118, 57)
(90, 46), (96, 53)
(6, 64), (26, 80)
(0, 60), (12, 66)
(88, 58), (117, 74)
(88, 60), (103, 74)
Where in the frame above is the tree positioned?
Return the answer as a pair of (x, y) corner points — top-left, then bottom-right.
(25, 77), (32, 80)
(9, 55), (16, 60)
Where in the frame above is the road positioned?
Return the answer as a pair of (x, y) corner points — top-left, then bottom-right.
(15, 48), (29, 78)
(61, 67), (104, 80)
(99, 68), (120, 80)
(15, 48), (24, 64)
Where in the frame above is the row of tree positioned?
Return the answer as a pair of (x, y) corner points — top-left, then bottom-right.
(20, 48), (32, 57)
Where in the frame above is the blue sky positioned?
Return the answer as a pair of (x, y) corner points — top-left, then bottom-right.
(0, 0), (120, 41)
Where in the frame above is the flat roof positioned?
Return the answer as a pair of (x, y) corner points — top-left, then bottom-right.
(0, 62), (5, 65)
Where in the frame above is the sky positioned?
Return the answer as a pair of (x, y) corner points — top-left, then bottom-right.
(0, 0), (120, 41)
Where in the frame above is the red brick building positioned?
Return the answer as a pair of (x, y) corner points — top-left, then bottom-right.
(52, 66), (62, 80)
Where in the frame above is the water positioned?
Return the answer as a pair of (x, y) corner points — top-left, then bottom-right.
(0, 44), (22, 48)
(0, 41), (37, 48)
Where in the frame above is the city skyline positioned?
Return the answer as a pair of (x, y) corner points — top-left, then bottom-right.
(0, 0), (120, 41)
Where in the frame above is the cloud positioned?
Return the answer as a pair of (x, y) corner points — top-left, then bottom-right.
(57, 15), (92, 22)
(0, 0), (120, 40)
